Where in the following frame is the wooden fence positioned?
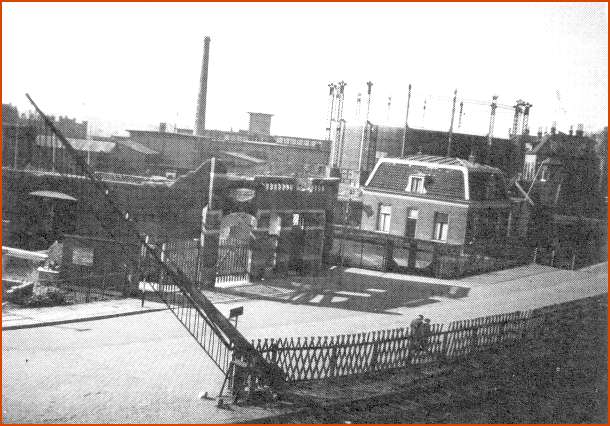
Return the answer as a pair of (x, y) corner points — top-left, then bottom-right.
(253, 295), (605, 382)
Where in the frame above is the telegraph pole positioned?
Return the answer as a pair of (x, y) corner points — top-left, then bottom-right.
(446, 89), (458, 157)
(400, 83), (412, 157)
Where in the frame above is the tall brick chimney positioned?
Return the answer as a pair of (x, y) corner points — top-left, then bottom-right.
(195, 36), (211, 136)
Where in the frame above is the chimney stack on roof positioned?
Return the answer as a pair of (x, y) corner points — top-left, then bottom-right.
(569, 125), (573, 136)
(195, 36), (211, 136)
(576, 123), (584, 137)
(159, 122), (167, 133)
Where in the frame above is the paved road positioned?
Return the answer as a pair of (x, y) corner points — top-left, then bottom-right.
(2, 313), (286, 423)
(221, 263), (608, 339)
(3, 262), (607, 423)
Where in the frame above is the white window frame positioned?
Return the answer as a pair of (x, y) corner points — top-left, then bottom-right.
(432, 212), (449, 242)
(406, 174), (427, 194)
(377, 205), (392, 233)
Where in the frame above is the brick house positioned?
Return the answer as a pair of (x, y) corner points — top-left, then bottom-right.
(522, 128), (602, 217)
(359, 155), (512, 246)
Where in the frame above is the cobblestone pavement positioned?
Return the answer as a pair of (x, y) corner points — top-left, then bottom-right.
(2, 263), (607, 422)
(2, 311), (290, 423)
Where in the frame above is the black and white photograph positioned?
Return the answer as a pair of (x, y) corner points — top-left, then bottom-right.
(2, 2), (607, 423)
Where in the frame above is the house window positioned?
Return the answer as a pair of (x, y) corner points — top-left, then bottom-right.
(406, 175), (426, 194)
(377, 205), (392, 233)
(405, 208), (418, 238)
(432, 212), (449, 242)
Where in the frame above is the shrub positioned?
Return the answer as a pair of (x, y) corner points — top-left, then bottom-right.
(23, 290), (68, 308)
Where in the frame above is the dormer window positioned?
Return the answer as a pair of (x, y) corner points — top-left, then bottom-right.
(406, 174), (427, 194)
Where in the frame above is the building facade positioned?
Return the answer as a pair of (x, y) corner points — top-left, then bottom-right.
(522, 128), (602, 217)
(359, 155), (512, 246)
(127, 128), (330, 178)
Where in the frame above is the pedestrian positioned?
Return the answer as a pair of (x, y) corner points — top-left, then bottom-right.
(408, 314), (424, 360)
(410, 314), (424, 336)
(419, 318), (432, 352)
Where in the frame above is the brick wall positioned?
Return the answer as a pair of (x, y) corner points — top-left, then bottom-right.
(60, 234), (138, 292)
(360, 191), (469, 245)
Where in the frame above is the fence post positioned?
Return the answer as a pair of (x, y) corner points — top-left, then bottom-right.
(86, 275), (92, 303)
(408, 240), (417, 270)
(551, 249), (556, 267)
(431, 245), (439, 277)
(571, 251), (576, 270)
(369, 341), (379, 371)
(520, 313), (529, 341)
(470, 327), (478, 352)
(498, 321), (506, 345)
(384, 239), (393, 272)
(270, 342), (278, 365)
(141, 270), (146, 307)
(160, 242), (167, 292)
(329, 346), (338, 378)
(533, 246), (538, 263)
(440, 330), (449, 361)
(102, 270), (108, 295)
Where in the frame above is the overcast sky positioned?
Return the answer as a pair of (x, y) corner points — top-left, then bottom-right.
(2, 2), (607, 139)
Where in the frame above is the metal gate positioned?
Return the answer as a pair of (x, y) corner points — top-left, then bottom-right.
(216, 237), (251, 287)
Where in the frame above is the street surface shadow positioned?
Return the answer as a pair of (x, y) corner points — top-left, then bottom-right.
(219, 269), (470, 315)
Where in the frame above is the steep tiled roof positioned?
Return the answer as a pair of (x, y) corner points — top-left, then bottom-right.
(365, 156), (506, 201)
(366, 160), (466, 199)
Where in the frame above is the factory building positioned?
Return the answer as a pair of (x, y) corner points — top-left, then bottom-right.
(128, 112), (330, 178)
(334, 123), (523, 186)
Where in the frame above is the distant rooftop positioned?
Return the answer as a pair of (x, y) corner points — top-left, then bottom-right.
(35, 135), (115, 153)
(401, 154), (501, 172)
